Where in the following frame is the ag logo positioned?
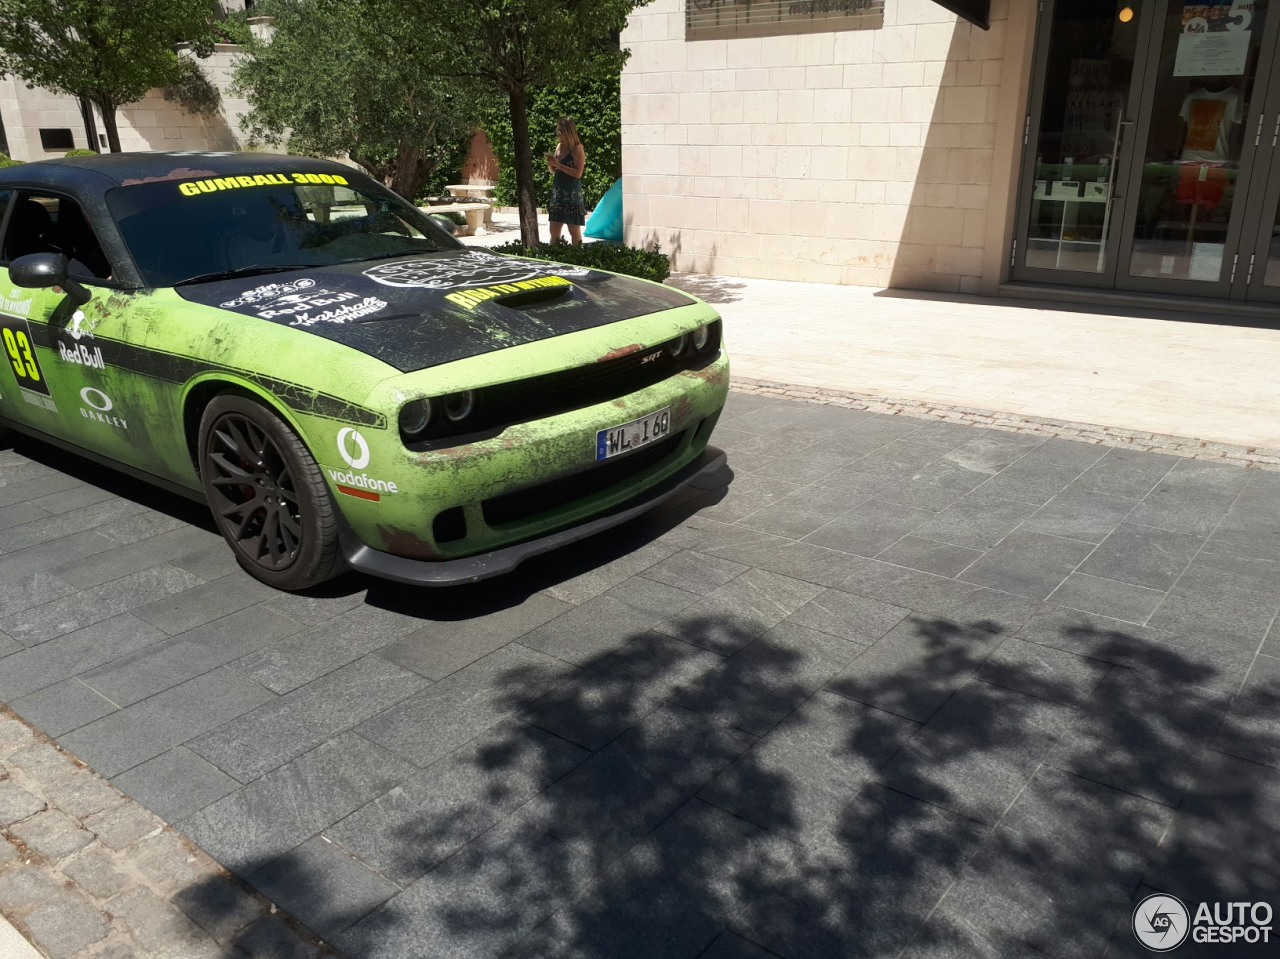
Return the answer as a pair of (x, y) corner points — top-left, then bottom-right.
(1134, 894), (1190, 952)
(337, 427), (370, 470)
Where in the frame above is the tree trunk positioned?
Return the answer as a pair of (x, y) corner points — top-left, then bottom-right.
(100, 104), (122, 153)
(390, 141), (433, 202)
(508, 86), (540, 247)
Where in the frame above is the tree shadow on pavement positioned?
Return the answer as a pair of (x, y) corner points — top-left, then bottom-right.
(254, 604), (1280, 959)
(667, 273), (749, 305)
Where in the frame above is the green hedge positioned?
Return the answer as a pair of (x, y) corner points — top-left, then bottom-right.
(0, 153), (21, 168)
(491, 241), (669, 284)
(64, 149), (99, 158)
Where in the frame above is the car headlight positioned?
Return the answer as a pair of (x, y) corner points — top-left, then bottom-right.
(399, 398), (432, 437)
(692, 325), (711, 351)
(667, 333), (688, 357)
(442, 390), (476, 423)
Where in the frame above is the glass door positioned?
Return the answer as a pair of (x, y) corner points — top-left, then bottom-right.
(1117, 0), (1278, 295)
(1230, 43), (1280, 301)
(1012, 0), (1155, 286)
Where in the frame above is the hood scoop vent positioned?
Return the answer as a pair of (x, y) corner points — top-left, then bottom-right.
(493, 284), (574, 311)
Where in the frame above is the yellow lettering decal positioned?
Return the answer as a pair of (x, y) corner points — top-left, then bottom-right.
(253, 174), (274, 187)
(236, 176), (256, 188)
(179, 182), (200, 196)
(213, 177), (238, 191)
(197, 180), (217, 193)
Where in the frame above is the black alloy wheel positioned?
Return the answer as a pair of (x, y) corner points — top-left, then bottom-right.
(198, 394), (345, 590)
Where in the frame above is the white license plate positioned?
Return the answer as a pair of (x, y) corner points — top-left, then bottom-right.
(596, 407), (671, 461)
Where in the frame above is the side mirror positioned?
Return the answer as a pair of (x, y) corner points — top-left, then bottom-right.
(9, 252), (91, 306)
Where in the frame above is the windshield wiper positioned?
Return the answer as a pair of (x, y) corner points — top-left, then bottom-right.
(174, 265), (315, 287)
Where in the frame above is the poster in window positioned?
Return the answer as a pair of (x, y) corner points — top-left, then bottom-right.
(1173, 1), (1253, 77)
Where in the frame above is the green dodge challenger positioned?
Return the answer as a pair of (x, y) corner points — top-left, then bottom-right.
(0, 154), (728, 590)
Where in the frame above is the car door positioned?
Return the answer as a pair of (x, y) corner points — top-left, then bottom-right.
(0, 189), (176, 483)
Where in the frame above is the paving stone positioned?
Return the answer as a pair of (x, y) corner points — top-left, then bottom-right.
(335, 817), (590, 959)
(231, 605), (423, 695)
(7, 742), (78, 787)
(518, 705), (755, 859)
(879, 680), (1078, 824)
(524, 632), (722, 750)
(1048, 667), (1229, 807)
(83, 800), (164, 850)
(190, 656), (427, 783)
(1021, 485), (1137, 543)
(123, 829), (216, 898)
(167, 542), (243, 581)
(1127, 483), (1237, 536)
(838, 415), (936, 453)
(655, 568), (824, 655)
(1045, 573), (1166, 625)
(10, 679), (116, 736)
(1078, 522), (1203, 591)
(959, 530), (1095, 601)
(0, 629), (21, 658)
(61, 843), (133, 899)
(111, 747), (241, 824)
(803, 499), (935, 558)
(0, 497), (147, 552)
(933, 767), (1171, 959)
(698, 929), (782, 959)
(783, 587), (909, 645)
(1209, 654), (1280, 769)
(80, 606), (302, 708)
(0, 470), (84, 508)
(639, 549), (750, 595)
(701, 534), (870, 590)
(737, 785), (987, 959)
(737, 501), (852, 539)
(48, 525), (221, 590)
(751, 448), (858, 486)
(0, 570), (77, 618)
(22, 892), (110, 958)
(941, 432), (1045, 475)
(1147, 564), (1280, 647)
(28, 484), (123, 514)
(0, 868), (66, 910)
(912, 488), (1041, 550)
(0, 613), (168, 702)
(0, 716), (38, 759)
(131, 574), (278, 636)
(826, 616), (1005, 723)
(327, 720), (588, 887)
(0, 531), (118, 585)
(1073, 448), (1179, 499)
(377, 593), (572, 679)
(107, 887), (212, 957)
(975, 637), (1110, 707)
(59, 667), (276, 779)
(7, 565), (205, 647)
(228, 914), (322, 959)
(876, 534), (985, 577)
(261, 586), (369, 627)
(9, 808), (93, 862)
(1191, 536), (1280, 590)
(695, 473), (804, 526)
(0, 777), (47, 826)
(673, 623), (862, 736)
(358, 643), (567, 769)
(538, 538), (683, 605)
(905, 912), (1047, 959)
(516, 594), (666, 667)
(94, 508), (189, 544)
(1161, 457), (1252, 493)
(700, 690), (917, 837)
(180, 732), (411, 874)
(247, 835), (399, 939)
(172, 873), (265, 945)
(977, 459), (1093, 507)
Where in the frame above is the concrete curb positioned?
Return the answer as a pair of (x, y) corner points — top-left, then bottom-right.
(732, 377), (1280, 471)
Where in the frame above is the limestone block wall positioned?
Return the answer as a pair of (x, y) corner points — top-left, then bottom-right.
(620, 0), (1035, 292)
(1, 47), (259, 161)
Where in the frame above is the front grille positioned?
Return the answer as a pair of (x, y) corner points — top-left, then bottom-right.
(482, 432), (685, 527)
(405, 322), (721, 451)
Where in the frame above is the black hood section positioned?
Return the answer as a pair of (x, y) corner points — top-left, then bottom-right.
(176, 250), (696, 373)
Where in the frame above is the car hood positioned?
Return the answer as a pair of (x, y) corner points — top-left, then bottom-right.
(175, 250), (697, 373)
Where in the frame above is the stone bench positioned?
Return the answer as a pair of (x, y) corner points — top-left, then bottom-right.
(418, 202), (491, 236)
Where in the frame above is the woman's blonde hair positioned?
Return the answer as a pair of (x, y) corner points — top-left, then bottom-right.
(556, 116), (582, 149)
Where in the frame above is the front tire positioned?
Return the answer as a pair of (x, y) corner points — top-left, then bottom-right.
(198, 394), (346, 590)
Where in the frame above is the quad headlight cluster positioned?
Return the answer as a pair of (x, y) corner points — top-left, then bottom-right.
(398, 390), (477, 441)
(398, 321), (721, 449)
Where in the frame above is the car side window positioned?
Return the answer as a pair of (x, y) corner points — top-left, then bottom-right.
(1, 193), (113, 280)
(0, 191), (12, 242)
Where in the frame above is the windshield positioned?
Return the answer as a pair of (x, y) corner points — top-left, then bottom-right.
(105, 170), (462, 288)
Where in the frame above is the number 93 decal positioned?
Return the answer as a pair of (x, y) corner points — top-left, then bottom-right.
(1, 317), (50, 395)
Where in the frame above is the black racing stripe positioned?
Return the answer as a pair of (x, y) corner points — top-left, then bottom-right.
(29, 318), (387, 429)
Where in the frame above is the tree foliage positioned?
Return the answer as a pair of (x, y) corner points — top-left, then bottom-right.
(383, 0), (649, 245)
(0, 0), (221, 152)
(234, 0), (483, 202)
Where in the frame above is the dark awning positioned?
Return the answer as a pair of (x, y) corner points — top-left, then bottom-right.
(932, 0), (990, 30)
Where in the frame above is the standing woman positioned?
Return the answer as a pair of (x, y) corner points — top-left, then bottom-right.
(546, 116), (587, 245)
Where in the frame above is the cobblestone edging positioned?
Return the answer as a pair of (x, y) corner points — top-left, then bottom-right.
(0, 707), (333, 959)
(732, 377), (1280, 471)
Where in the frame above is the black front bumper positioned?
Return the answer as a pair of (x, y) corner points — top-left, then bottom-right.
(342, 446), (726, 587)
